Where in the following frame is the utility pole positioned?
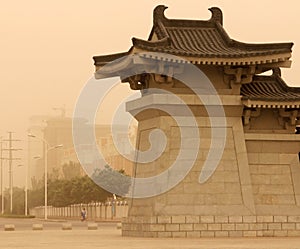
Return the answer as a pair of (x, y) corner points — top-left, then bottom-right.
(0, 137), (4, 214)
(2, 132), (21, 214)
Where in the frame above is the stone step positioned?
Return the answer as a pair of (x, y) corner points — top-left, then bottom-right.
(116, 223), (122, 230)
(32, 224), (43, 230)
(87, 223), (98, 230)
(62, 223), (72, 230)
(4, 224), (15, 231)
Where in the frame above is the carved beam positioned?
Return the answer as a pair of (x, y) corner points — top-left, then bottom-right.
(224, 66), (256, 85)
(279, 109), (299, 126)
(122, 73), (150, 90)
(242, 108), (261, 126)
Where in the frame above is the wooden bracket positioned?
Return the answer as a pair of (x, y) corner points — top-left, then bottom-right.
(224, 66), (256, 86)
(242, 108), (261, 126)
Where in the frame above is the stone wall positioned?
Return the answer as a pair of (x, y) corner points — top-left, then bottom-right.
(124, 93), (300, 238)
(122, 215), (300, 237)
(246, 134), (300, 215)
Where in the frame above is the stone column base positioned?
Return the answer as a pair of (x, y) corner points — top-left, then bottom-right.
(122, 215), (300, 238)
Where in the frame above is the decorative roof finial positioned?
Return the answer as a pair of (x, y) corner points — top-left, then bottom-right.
(153, 5), (168, 24)
(209, 7), (223, 25)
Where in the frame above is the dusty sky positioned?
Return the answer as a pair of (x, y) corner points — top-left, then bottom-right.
(1, 0), (300, 187)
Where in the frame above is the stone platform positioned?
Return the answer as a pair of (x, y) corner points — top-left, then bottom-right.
(123, 215), (300, 238)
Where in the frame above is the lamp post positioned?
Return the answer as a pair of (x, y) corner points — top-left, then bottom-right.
(28, 133), (62, 220)
(23, 155), (41, 216)
(25, 132), (30, 216)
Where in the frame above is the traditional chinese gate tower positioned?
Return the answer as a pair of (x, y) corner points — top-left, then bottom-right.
(93, 6), (300, 237)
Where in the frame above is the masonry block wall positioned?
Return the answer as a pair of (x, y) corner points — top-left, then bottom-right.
(122, 215), (300, 237)
(246, 136), (300, 213)
(123, 92), (300, 238)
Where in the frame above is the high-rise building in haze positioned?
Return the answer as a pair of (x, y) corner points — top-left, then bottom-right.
(28, 113), (136, 187)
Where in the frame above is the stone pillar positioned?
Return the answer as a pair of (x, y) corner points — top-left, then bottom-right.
(122, 87), (261, 237)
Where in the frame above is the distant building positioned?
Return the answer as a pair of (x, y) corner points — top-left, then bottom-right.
(62, 123), (136, 176)
(28, 114), (136, 184)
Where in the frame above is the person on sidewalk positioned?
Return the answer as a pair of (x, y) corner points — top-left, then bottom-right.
(80, 207), (87, 221)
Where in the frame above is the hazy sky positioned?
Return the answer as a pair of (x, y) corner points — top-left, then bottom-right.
(1, 0), (300, 186)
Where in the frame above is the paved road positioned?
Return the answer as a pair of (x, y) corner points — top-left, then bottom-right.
(0, 218), (300, 249)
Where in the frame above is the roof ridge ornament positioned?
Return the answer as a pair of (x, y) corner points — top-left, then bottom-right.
(153, 5), (168, 24)
(209, 7), (223, 25)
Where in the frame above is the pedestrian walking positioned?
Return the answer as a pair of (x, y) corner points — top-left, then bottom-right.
(80, 207), (87, 221)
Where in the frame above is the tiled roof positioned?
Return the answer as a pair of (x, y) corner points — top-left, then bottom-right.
(132, 6), (292, 59)
(241, 69), (300, 102)
(94, 5), (293, 66)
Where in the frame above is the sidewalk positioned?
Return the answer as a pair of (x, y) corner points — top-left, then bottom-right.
(43, 216), (121, 223)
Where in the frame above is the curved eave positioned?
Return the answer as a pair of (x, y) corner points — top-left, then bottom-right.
(94, 55), (134, 79)
(93, 49), (292, 80)
(241, 73), (300, 106)
(136, 49), (292, 66)
(134, 33), (293, 60)
(242, 99), (300, 109)
(93, 50), (131, 67)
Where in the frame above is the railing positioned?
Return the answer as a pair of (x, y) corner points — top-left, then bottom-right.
(29, 201), (128, 220)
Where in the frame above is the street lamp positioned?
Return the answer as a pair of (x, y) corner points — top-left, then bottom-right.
(28, 133), (63, 220)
